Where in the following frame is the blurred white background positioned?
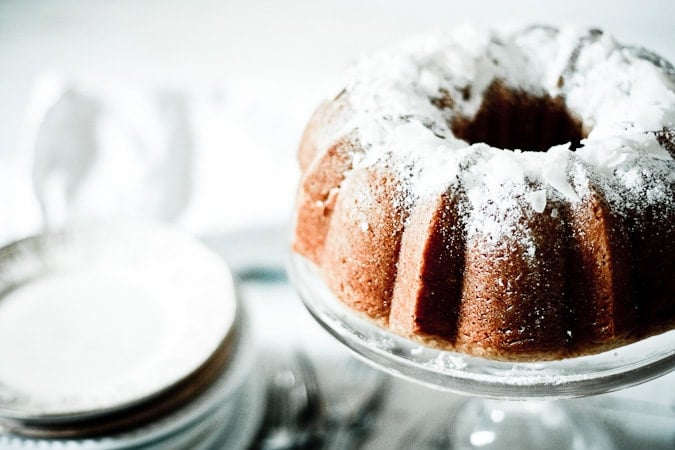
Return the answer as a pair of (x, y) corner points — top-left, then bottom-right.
(0, 2), (673, 448)
(0, 0), (673, 242)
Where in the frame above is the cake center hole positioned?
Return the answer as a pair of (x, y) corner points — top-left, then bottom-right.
(450, 81), (585, 152)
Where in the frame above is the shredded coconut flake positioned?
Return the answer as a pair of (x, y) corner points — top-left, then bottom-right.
(526, 190), (548, 213)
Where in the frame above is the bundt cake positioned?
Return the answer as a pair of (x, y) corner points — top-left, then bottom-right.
(292, 25), (675, 361)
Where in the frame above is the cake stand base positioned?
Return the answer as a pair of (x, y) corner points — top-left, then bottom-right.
(401, 399), (616, 450)
(289, 253), (675, 449)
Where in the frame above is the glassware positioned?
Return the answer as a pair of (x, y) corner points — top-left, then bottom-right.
(288, 253), (675, 449)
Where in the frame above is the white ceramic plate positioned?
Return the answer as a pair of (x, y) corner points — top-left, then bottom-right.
(0, 312), (265, 450)
(0, 222), (237, 421)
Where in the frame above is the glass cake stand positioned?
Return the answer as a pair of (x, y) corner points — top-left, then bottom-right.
(288, 253), (675, 449)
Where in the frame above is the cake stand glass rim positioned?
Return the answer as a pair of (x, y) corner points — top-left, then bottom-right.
(288, 252), (675, 399)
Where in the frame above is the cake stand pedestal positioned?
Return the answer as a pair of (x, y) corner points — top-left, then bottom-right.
(399, 398), (616, 449)
(288, 254), (675, 449)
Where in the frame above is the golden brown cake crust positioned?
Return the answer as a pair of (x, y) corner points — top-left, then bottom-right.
(456, 191), (569, 358)
(293, 136), (355, 264)
(321, 160), (410, 321)
(292, 26), (675, 361)
(390, 189), (465, 341)
(565, 186), (637, 351)
(297, 96), (348, 172)
(628, 188), (675, 335)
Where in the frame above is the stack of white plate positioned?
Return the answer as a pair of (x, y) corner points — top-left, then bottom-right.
(0, 223), (264, 449)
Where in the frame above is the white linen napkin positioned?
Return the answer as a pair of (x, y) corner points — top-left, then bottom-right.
(29, 74), (194, 228)
(0, 73), (301, 245)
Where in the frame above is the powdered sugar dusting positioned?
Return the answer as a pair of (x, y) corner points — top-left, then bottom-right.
(326, 24), (673, 228)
